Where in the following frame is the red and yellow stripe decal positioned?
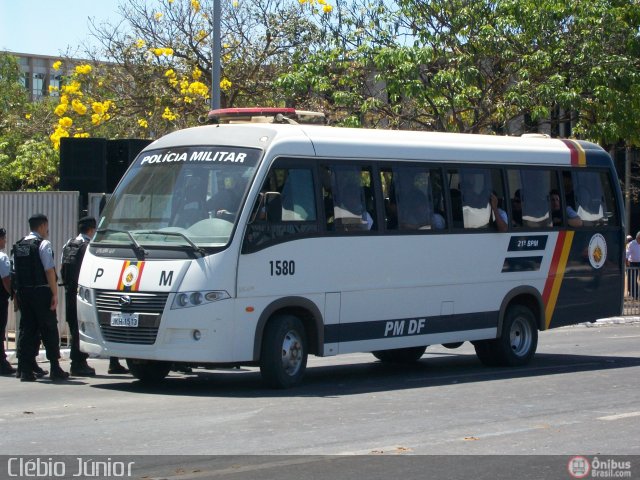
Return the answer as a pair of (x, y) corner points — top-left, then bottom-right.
(542, 231), (574, 328)
(117, 260), (145, 291)
(562, 139), (586, 167)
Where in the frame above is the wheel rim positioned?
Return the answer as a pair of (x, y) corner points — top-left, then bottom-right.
(509, 316), (532, 357)
(281, 329), (303, 376)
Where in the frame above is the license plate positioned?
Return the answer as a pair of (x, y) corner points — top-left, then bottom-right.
(110, 312), (139, 327)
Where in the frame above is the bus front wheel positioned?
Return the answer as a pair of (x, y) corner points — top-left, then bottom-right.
(126, 359), (171, 383)
(474, 304), (538, 367)
(260, 315), (308, 389)
(372, 346), (427, 364)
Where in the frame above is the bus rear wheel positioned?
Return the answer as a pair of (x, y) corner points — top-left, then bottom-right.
(372, 346), (427, 364)
(474, 304), (538, 367)
(260, 315), (308, 389)
(126, 359), (171, 383)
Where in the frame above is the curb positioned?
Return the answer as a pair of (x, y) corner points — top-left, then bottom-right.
(5, 348), (71, 364)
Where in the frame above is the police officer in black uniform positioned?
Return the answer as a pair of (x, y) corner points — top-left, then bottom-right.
(13, 213), (68, 381)
(61, 216), (96, 376)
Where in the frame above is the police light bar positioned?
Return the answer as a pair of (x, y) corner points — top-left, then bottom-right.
(207, 107), (326, 125)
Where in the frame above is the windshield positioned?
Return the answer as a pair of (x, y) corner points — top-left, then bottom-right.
(94, 145), (261, 249)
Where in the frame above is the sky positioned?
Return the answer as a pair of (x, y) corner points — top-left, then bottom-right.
(0, 0), (125, 58)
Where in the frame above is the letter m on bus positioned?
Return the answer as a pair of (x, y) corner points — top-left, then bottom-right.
(160, 270), (174, 286)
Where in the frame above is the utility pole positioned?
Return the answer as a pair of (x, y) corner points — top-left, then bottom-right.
(211, 0), (221, 110)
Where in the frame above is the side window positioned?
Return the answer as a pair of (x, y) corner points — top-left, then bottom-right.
(449, 167), (507, 230)
(322, 164), (376, 232)
(507, 169), (556, 228)
(566, 170), (617, 226)
(242, 162), (318, 252)
(381, 166), (446, 231)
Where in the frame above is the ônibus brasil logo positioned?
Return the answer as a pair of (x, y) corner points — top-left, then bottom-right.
(568, 456), (591, 478)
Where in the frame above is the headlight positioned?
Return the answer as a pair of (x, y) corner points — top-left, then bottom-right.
(171, 290), (230, 309)
(77, 286), (93, 305)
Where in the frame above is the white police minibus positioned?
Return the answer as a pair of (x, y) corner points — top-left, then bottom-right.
(78, 117), (624, 387)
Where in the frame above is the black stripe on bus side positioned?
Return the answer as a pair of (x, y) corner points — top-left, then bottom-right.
(502, 256), (543, 272)
(324, 311), (497, 344)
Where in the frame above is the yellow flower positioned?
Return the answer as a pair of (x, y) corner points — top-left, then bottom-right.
(192, 67), (202, 80)
(25, 113), (31, 119)
(91, 113), (102, 126)
(135, 39), (146, 49)
(61, 81), (82, 95)
(220, 78), (232, 91)
(60, 94), (69, 105)
(323, 4), (332, 12)
(162, 107), (178, 121)
(52, 60), (62, 70)
(138, 119), (148, 129)
(164, 47), (174, 56)
(75, 64), (92, 75)
(318, 0), (325, 4)
(190, 0), (200, 12)
(73, 132), (90, 138)
(92, 102), (105, 115)
(72, 99), (87, 115)
(48, 85), (59, 93)
(168, 77), (179, 87)
(54, 103), (68, 117)
(152, 48), (165, 56)
(154, 12), (163, 21)
(50, 126), (70, 150)
(179, 79), (190, 94)
(59, 117), (73, 129)
(168, 0), (174, 3)
(188, 81), (209, 97)
(196, 30), (208, 42)
(232, 0), (239, 6)
(164, 69), (176, 78)
(183, 96), (193, 104)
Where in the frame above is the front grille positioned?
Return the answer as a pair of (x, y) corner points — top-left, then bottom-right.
(95, 290), (169, 345)
(95, 290), (169, 313)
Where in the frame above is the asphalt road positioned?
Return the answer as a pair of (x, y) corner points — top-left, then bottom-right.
(1, 322), (638, 479)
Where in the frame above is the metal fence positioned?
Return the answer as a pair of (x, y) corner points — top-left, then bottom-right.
(624, 265), (640, 316)
(1, 191), (79, 352)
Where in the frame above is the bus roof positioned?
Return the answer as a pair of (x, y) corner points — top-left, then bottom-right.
(144, 124), (607, 167)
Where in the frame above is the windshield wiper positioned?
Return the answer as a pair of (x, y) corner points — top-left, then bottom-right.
(96, 228), (147, 259)
(137, 230), (206, 257)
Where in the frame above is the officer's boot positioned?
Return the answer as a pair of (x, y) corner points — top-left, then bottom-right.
(18, 362), (36, 382)
(32, 361), (48, 378)
(49, 360), (69, 380)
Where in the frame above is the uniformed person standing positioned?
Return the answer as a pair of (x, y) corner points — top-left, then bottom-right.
(0, 227), (16, 375)
(13, 213), (68, 381)
(61, 216), (96, 376)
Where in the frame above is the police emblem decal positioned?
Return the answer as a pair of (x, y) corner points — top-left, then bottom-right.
(117, 261), (145, 291)
(588, 233), (607, 269)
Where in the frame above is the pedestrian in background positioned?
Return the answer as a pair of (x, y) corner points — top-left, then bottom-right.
(626, 232), (640, 300)
(12, 213), (68, 381)
(0, 227), (16, 375)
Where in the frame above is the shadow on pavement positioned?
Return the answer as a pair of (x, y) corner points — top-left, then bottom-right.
(91, 351), (640, 398)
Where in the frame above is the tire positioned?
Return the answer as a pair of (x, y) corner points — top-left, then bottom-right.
(472, 339), (502, 366)
(126, 359), (171, 383)
(372, 346), (427, 364)
(260, 315), (308, 389)
(474, 304), (538, 367)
